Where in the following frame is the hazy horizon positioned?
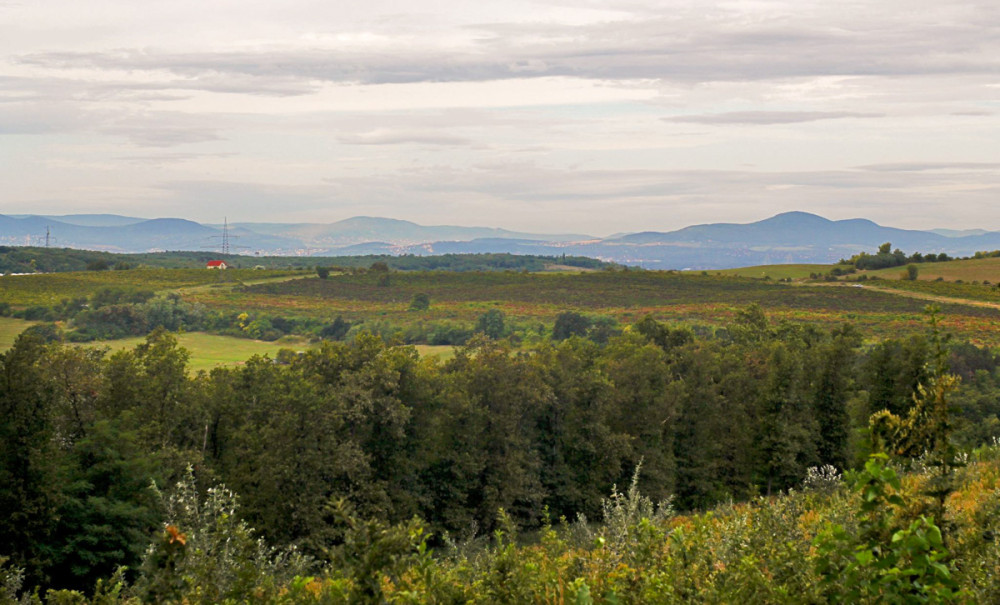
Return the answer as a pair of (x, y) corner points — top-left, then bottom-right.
(2, 0), (998, 234)
(5, 209), (995, 242)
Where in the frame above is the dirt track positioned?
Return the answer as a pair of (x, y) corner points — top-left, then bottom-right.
(816, 282), (1000, 311)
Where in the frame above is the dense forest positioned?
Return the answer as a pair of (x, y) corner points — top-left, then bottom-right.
(3, 306), (1000, 601)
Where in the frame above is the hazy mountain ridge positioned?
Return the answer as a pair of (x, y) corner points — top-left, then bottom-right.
(4, 211), (1000, 269)
(228, 216), (592, 247)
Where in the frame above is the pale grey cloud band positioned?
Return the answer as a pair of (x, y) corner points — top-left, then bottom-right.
(1, 0), (999, 233)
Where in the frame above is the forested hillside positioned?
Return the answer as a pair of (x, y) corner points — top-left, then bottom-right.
(3, 306), (1000, 601)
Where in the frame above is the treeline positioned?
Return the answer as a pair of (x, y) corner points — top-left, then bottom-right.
(5, 287), (326, 343)
(5, 307), (1000, 596)
(841, 242), (955, 271)
(317, 253), (611, 272)
(839, 242), (1000, 272)
(0, 246), (614, 274)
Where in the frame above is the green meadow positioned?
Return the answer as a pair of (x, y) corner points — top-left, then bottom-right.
(0, 317), (37, 350)
(0, 317), (314, 372)
(83, 332), (316, 373)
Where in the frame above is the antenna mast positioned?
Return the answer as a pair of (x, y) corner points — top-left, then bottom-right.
(45, 226), (50, 248)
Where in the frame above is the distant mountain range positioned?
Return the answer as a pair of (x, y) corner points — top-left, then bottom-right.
(4, 211), (1000, 270)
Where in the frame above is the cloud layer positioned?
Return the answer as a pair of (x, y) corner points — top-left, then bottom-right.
(1, 0), (998, 234)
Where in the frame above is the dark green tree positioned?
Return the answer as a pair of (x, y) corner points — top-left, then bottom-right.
(813, 325), (861, 469)
(553, 311), (591, 340)
(864, 336), (929, 417)
(757, 342), (818, 494)
(0, 334), (61, 586)
(47, 420), (162, 591)
(320, 316), (351, 340)
(530, 339), (628, 519)
(475, 309), (506, 340)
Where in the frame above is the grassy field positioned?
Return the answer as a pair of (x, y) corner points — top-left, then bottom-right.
(0, 317), (37, 350)
(189, 270), (1000, 347)
(9, 261), (1000, 353)
(691, 263), (837, 280)
(413, 344), (457, 361)
(238, 271), (942, 311)
(0, 317), (314, 372)
(0, 268), (300, 306)
(689, 257), (1000, 283)
(863, 257), (1000, 282)
(79, 332), (316, 373)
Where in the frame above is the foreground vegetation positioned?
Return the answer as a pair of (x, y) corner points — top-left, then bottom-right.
(7, 446), (999, 603)
(3, 304), (1000, 601)
(7, 245), (1000, 601)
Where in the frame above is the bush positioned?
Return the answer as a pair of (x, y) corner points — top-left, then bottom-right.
(408, 293), (430, 311)
(426, 321), (473, 345)
(320, 316), (351, 341)
(21, 322), (63, 343)
(134, 468), (309, 603)
(15, 306), (55, 321)
(475, 309), (506, 340)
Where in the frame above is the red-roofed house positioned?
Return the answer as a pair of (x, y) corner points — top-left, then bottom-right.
(206, 260), (228, 270)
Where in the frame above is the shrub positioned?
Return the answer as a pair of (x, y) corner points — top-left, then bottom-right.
(134, 467), (310, 603)
(15, 306), (55, 321)
(20, 323), (63, 344)
(408, 293), (430, 311)
(320, 316), (351, 341)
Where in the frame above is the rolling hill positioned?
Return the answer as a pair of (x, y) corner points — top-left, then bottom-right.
(5, 211), (1000, 269)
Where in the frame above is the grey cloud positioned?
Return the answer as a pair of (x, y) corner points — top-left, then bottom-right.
(14, 4), (1000, 89)
(857, 162), (1000, 172)
(157, 179), (332, 208)
(112, 152), (236, 165)
(0, 69), (314, 103)
(0, 101), (90, 133)
(665, 111), (883, 125)
(0, 89), (227, 146)
(101, 125), (222, 147)
(327, 163), (983, 204)
(337, 130), (473, 146)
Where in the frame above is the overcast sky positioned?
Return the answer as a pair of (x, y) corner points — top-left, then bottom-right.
(1, 0), (998, 235)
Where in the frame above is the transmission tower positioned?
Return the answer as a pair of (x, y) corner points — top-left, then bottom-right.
(39, 226), (57, 248)
(221, 217), (231, 255)
(204, 217), (247, 255)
